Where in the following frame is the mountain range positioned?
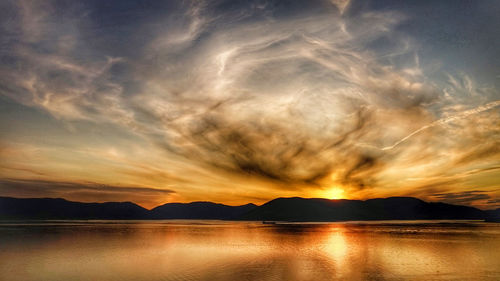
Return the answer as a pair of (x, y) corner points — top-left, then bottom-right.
(1, 196), (499, 222)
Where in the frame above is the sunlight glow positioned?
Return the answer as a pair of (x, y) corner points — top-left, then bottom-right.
(326, 187), (346, 200)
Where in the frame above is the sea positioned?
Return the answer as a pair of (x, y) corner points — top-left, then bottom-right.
(0, 220), (499, 281)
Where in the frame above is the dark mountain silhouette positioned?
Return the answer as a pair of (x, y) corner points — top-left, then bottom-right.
(485, 208), (500, 222)
(0, 196), (496, 221)
(150, 202), (257, 219)
(0, 197), (149, 220)
(238, 197), (485, 221)
(0, 197), (256, 220)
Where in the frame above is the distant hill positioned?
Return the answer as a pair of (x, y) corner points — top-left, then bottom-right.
(150, 202), (257, 219)
(0, 197), (256, 220)
(0, 197), (149, 220)
(238, 197), (485, 221)
(0, 196), (496, 221)
(485, 208), (500, 222)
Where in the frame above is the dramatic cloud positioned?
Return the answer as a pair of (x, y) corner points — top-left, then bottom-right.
(0, 0), (499, 208)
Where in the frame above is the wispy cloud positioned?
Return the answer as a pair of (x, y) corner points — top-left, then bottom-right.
(0, 179), (175, 208)
(382, 100), (500, 151)
(431, 190), (500, 209)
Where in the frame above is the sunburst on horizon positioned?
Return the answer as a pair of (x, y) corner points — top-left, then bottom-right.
(325, 187), (346, 200)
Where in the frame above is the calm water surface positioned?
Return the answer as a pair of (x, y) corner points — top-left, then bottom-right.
(0, 220), (499, 281)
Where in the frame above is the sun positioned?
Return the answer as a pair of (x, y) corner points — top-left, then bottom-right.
(326, 187), (345, 200)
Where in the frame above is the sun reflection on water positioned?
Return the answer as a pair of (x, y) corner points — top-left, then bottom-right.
(323, 228), (348, 262)
(0, 221), (499, 281)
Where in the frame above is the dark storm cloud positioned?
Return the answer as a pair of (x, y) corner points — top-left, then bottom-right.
(166, 105), (374, 185)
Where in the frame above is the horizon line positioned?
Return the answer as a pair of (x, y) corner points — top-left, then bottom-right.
(1, 195), (498, 211)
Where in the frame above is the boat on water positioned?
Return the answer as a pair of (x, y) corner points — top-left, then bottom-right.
(262, 221), (276, 224)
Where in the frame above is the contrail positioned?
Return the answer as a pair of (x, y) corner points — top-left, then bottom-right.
(382, 100), (500, 151)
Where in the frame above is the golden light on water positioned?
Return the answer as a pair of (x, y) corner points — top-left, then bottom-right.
(4, 222), (499, 280)
(324, 229), (348, 261)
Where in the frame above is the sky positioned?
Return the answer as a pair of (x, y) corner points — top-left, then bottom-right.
(0, 0), (499, 209)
